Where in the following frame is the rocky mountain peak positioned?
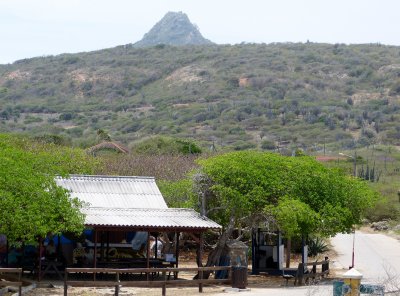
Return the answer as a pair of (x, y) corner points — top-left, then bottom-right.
(134, 11), (213, 47)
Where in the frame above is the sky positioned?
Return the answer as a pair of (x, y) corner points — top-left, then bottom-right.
(1, 0), (399, 64)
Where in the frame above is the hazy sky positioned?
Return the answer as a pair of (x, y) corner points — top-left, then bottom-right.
(1, 0), (399, 64)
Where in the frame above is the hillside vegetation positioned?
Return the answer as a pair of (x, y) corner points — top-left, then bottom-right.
(1, 43), (400, 150)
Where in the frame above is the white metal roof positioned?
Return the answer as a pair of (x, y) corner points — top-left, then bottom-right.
(83, 207), (221, 230)
(56, 175), (221, 230)
(56, 175), (168, 209)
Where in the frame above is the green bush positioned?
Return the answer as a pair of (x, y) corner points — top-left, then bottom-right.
(307, 237), (329, 257)
(261, 140), (276, 150)
(23, 115), (43, 124)
(365, 198), (400, 222)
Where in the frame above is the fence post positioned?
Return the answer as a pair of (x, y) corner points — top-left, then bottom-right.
(162, 270), (166, 296)
(115, 272), (120, 296)
(199, 267), (203, 293)
(322, 257), (329, 275)
(18, 269), (22, 296)
(229, 266), (232, 285)
(64, 268), (68, 296)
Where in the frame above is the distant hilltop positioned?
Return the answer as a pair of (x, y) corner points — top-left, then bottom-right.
(134, 11), (214, 47)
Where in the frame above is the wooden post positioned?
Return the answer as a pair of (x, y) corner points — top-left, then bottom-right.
(94, 229), (98, 281)
(322, 257), (329, 274)
(115, 271), (119, 296)
(162, 270), (166, 296)
(199, 267), (203, 293)
(175, 232), (180, 276)
(18, 267), (22, 296)
(38, 237), (42, 281)
(64, 268), (68, 296)
(198, 232), (204, 293)
(146, 231), (150, 281)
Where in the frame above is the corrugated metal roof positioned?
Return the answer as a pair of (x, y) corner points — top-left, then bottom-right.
(83, 207), (221, 229)
(56, 175), (168, 209)
(56, 175), (221, 230)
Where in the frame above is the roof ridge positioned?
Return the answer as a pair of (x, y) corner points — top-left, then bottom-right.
(85, 207), (191, 211)
(56, 174), (156, 180)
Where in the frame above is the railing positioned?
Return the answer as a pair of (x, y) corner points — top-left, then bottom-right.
(294, 260), (330, 285)
(64, 266), (232, 296)
(0, 267), (23, 296)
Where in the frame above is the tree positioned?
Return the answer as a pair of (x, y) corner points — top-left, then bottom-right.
(0, 134), (98, 245)
(184, 151), (378, 269)
(131, 136), (202, 155)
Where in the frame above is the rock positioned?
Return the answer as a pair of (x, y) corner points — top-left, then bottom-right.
(371, 221), (389, 231)
(134, 12), (214, 47)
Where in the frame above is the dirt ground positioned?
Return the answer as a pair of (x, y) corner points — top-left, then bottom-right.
(21, 273), (293, 296)
(14, 248), (338, 296)
(20, 262), (337, 296)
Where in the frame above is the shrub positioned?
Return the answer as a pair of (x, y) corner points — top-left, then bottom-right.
(261, 140), (276, 150)
(307, 237), (329, 257)
(365, 198), (400, 222)
(132, 136), (202, 155)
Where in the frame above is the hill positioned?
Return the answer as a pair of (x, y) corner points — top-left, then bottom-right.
(134, 11), (213, 47)
(1, 42), (400, 151)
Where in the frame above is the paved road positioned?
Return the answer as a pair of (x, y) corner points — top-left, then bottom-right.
(214, 231), (400, 295)
(331, 231), (400, 283)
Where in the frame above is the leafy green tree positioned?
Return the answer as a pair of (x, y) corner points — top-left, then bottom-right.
(183, 151), (378, 267)
(0, 134), (98, 245)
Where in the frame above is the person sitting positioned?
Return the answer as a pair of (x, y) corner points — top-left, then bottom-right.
(149, 236), (163, 259)
(72, 243), (86, 266)
(83, 248), (94, 266)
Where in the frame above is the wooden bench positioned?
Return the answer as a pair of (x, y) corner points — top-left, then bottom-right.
(294, 259), (329, 285)
(0, 267), (22, 296)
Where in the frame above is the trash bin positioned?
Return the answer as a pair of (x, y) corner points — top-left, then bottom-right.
(231, 266), (248, 289)
(332, 281), (344, 296)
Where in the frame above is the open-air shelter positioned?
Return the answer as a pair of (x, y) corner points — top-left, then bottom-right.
(54, 175), (221, 274)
